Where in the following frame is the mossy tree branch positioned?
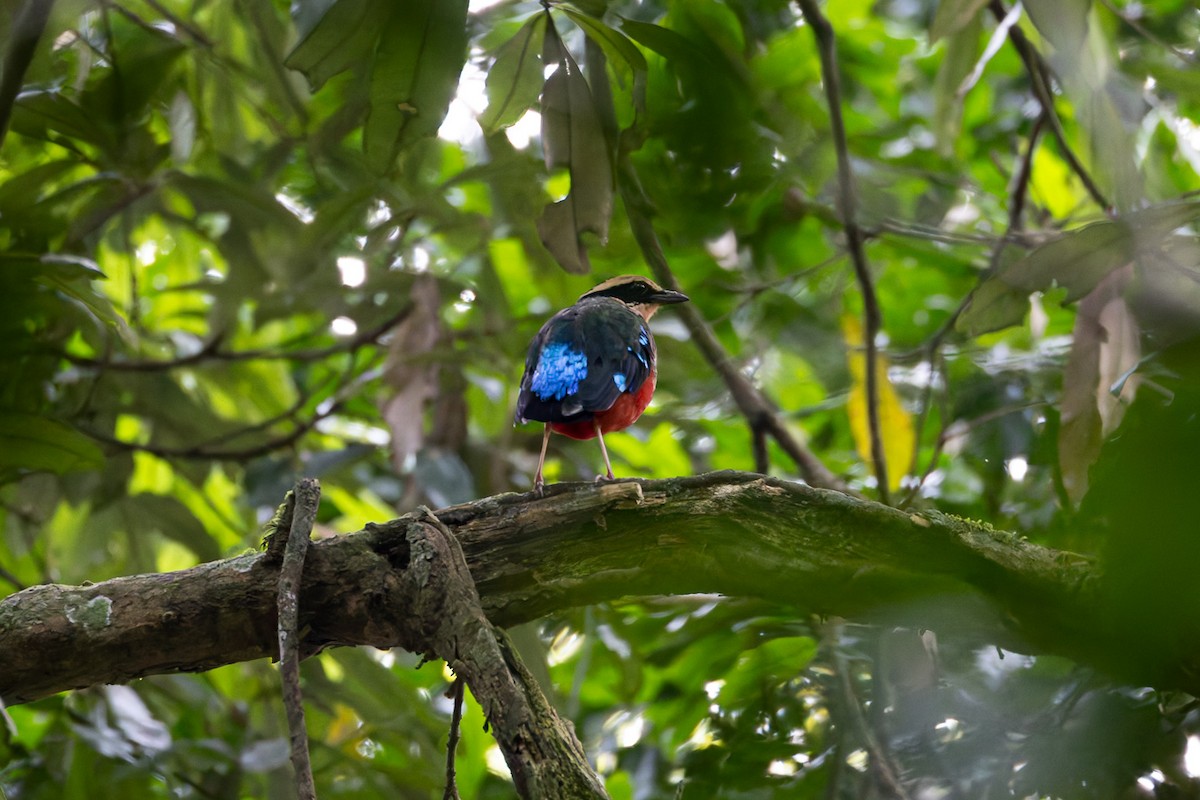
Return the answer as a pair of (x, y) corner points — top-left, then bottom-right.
(0, 471), (1182, 709)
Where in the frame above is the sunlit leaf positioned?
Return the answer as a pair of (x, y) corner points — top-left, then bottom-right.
(479, 14), (547, 135)
(718, 636), (817, 707)
(843, 315), (915, 493)
(536, 20), (613, 274)
(362, 0), (469, 170)
(1059, 267), (1139, 504)
(604, 423), (691, 479)
(561, 7), (647, 74)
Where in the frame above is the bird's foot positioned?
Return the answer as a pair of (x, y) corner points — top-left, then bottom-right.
(533, 476), (546, 497)
(593, 472), (615, 484)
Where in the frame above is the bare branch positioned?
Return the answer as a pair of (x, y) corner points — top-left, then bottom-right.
(276, 480), (319, 800)
(443, 677), (465, 800)
(988, 0), (1111, 211)
(1096, 0), (1195, 64)
(795, 0), (890, 502)
(66, 306), (412, 372)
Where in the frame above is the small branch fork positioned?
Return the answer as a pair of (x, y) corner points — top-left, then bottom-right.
(795, 0), (890, 503)
(271, 479), (321, 800)
(402, 507), (610, 799)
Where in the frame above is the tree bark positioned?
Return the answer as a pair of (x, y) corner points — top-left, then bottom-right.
(0, 471), (1182, 707)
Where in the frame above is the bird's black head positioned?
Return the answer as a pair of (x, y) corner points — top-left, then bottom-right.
(580, 275), (689, 308)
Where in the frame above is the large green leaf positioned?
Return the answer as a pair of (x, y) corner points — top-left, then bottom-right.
(536, 20), (613, 274)
(284, 0), (392, 90)
(478, 13), (547, 135)
(0, 414), (104, 479)
(618, 17), (712, 67)
(561, 7), (647, 74)
(959, 200), (1200, 335)
(362, 0), (470, 171)
(932, 10), (981, 153)
(10, 91), (112, 151)
(717, 636), (818, 707)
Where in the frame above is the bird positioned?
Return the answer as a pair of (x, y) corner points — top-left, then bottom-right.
(516, 275), (689, 492)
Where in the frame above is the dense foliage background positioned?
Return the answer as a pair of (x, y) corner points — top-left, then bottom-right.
(1, 0), (1199, 796)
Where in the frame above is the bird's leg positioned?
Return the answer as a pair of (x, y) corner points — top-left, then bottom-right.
(533, 424), (552, 495)
(594, 419), (615, 482)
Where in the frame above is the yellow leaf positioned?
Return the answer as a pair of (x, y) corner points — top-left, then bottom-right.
(842, 315), (915, 493)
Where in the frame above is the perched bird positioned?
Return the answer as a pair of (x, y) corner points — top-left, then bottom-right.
(516, 275), (689, 491)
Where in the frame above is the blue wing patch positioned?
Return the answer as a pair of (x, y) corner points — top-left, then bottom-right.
(613, 373), (627, 392)
(531, 342), (589, 400)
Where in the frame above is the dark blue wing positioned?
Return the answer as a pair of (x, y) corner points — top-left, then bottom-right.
(516, 297), (655, 424)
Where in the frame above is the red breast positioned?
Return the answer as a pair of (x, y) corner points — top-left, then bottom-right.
(549, 371), (657, 441)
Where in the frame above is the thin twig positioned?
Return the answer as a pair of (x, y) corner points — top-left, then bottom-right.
(824, 622), (912, 800)
(0, 560), (26, 592)
(77, 359), (380, 460)
(1002, 113), (1045, 242)
(901, 114), (1046, 507)
(443, 676), (465, 800)
(66, 306), (411, 372)
(277, 479), (320, 800)
(751, 427), (770, 474)
(1096, 0), (1195, 64)
(795, 0), (890, 503)
(988, 0), (1111, 211)
(141, 0), (214, 47)
(79, 398), (344, 461)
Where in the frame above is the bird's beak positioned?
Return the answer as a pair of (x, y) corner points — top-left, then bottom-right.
(649, 289), (689, 305)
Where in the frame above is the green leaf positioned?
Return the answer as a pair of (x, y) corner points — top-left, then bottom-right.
(10, 90), (112, 150)
(959, 200), (1200, 335)
(1059, 268), (1138, 504)
(1023, 0), (1088, 54)
(929, 0), (990, 42)
(363, 0), (470, 171)
(284, 0), (392, 90)
(618, 17), (711, 67)
(126, 495), (223, 565)
(84, 23), (186, 133)
(536, 21), (613, 274)
(479, 14), (547, 134)
(561, 7), (647, 74)
(0, 414), (104, 479)
(932, 11), (981, 154)
(718, 636), (818, 707)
